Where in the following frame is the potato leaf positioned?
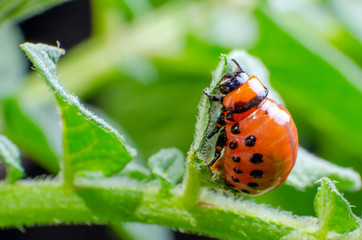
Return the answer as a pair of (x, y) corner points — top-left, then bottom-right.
(315, 177), (360, 236)
(20, 43), (134, 184)
(287, 148), (361, 191)
(2, 98), (60, 173)
(148, 148), (185, 186)
(0, 135), (24, 183)
(0, 25), (25, 99)
(0, 0), (70, 25)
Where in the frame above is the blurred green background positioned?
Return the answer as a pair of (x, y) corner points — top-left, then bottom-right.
(0, 0), (361, 239)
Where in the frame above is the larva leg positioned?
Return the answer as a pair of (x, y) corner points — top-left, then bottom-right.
(208, 128), (227, 167)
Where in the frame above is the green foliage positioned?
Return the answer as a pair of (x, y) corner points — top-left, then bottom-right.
(21, 43), (134, 185)
(287, 148), (361, 191)
(0, 0), (361, 239)
(0, 0), (69, 25)
(148, 148), (185, 186)
(0, 135), (23, 183)
(315, 178), (359, 237)
(2, 98), (60, 173)
(0, 25), (25, 99)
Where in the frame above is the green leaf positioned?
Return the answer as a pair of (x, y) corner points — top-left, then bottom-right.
(119, 161), (150, 181)
(0, 24), (25, 99)
(0, 135), (24, 183)
(315, 177), (360, 237)
(20, 43), (134, 185)
(327, 0), (362, 50)
(0, 0), (70, 25)
(192, 54), (228, 162)
(264, 0), (362, 68)
(81, 105), (150, 181)
(287, 148), (361, 192)
(148, 148), (185, 186)
(2, 98), (60, 173)
(339, 225), (362, 240)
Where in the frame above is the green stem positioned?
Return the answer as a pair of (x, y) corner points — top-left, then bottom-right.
(0, 180), (318, 239)
(62, 119), (73, 187)
(182, 153), (202, 205)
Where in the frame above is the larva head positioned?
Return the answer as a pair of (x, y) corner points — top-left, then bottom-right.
(218, 60), (250, 95)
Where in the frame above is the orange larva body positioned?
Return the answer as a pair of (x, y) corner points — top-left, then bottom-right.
(205, 62), (298, 195)
(222, 98), (298, 195)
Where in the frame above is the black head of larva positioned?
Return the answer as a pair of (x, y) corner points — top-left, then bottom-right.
(218, 59), (249, 94)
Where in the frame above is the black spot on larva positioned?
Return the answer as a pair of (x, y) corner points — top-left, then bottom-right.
(245, 135), (256, 147)
(248, 182), (259, 189)
(231, 122), (240, 134)
(232, 156), (240, 163)
(221, 106), (228, 112)
(231, 94), (266, 113)
(229, 141), (238, 149)
(226, 112), (234, 121)
(233, 167), (243, 174)
(226, 180), (235, 188)
(231, 176), (240, 183)
(250, 153), (263, 164)
(265, 109), (269, 115)
(241, 189), (250, 194)
(250, 170), (263, 178)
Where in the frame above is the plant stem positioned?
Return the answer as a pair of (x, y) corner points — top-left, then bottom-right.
(182, 153), (202, 205)
(61, 118), (73, 187)
(0, 180), (318, 239)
